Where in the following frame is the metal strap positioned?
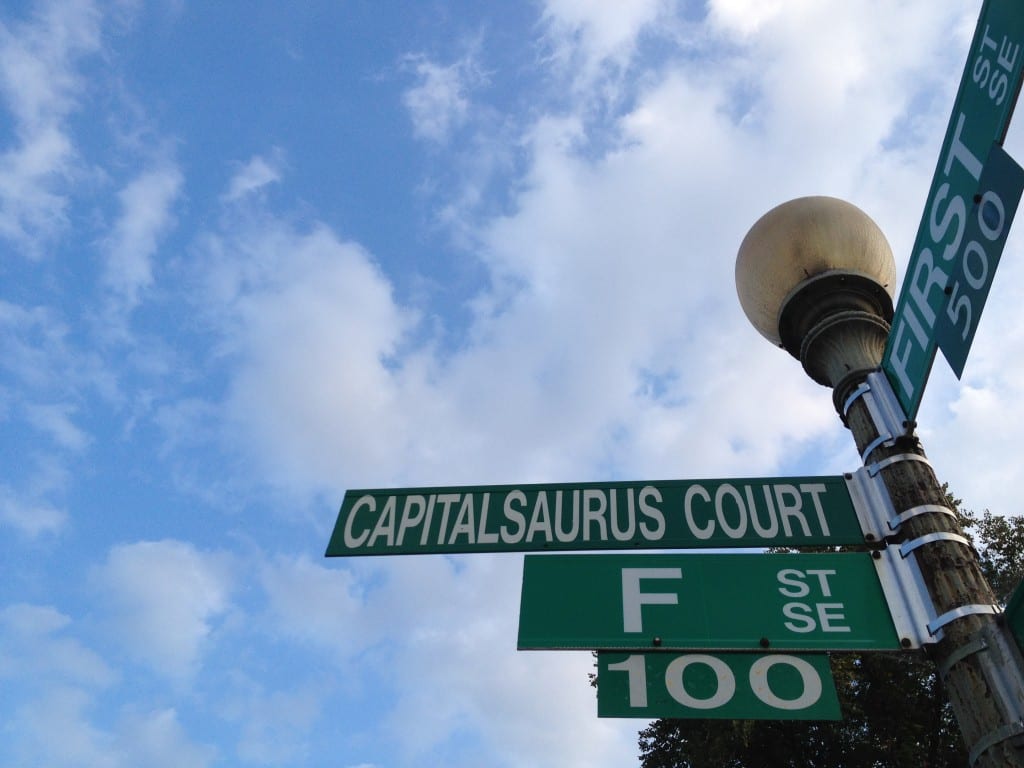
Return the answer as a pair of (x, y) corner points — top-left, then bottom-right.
(969, 722), (1024, 766)
(928, 604), (1001, 635)
(860, 434), (890, 464)
(843, 378), (898, 462)
(867, 452), (932, 477)
(938, 636), (988, 679)
(901, 532), (971, 557)
(842, 382), (871, 417)
(889, 504), (957, 532)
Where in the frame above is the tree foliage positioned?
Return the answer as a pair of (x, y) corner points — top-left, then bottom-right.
(636, 505), (1024, 768)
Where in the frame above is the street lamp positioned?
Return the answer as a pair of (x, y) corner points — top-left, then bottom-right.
(736, 196), (1024, 766)
(736, 196), (896, 399)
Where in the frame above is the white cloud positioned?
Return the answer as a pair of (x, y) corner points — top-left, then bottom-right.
(114, 708), (216, 768)
(24, 401), (90, 451)
(6, 690), (216, 768)
(0, 603), (115, 686)
(103, 163), (184, 309)
(0, 0), (102, 248)
(258, 554), (370, 658)
(223, 151), (285, 202)
(540, 0), (675, 93)
(202, 219), (422, 492)
(0, 300), (72, 390)
(6, 686), (117, 768)
(0, 485), (66, 536)
(402, 53), (481, 145)
(231, 686), (320, 765)
(91, 540), (233, 682)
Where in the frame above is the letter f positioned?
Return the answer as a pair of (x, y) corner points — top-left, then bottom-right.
(621, 568), (682, 632)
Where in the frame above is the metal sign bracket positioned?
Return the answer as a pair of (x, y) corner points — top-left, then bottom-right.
(843, 371), (916, 462)
(872, 546), (935, 648)
(847, 466), (895, 543)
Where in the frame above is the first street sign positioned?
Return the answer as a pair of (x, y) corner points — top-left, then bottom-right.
(597, 651), (841, 720)
(325, 476), (864, 556)
(517, 552), (901, 651)
(934, 143), (1024, 376)
(882, 0), (1024, 419)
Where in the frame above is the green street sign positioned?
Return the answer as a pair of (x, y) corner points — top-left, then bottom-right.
(882, 0), (1024, 419)
(517, 552), (900, 651)
(935, 143), (1024, 376)
(597, 651), (840, 720)
(1004, 578), (1024, 653)
(325, 476), (864, 556)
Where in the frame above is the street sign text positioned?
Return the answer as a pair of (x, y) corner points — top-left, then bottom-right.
(517, 553), (900, 651)
(326, 476), (864, 556)
(597, 651), (841, 720)
(935, 143), (1024, 375)
(882, 0), (1024, 418)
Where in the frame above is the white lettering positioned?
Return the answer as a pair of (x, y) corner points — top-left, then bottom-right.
(799, 483), (831, 536)
(434, 494), (459, 546)
(501, 491), (527, 544)
(583, 489), (608, 541)
(776, 569), (810, 598)
(805, 569), (837, 597)
(638, 486), (665, 540)
(621, 567), (682, 633)
(944, 112), (984, 181)
(665, 655), (735, 709)
(887, 317), (918, 400)
(928, 182), (967, 262)
(908, 248), (947, 327)
(448, 495), (476, 545)
(526, 492), (554, 542)
(749, 656), (823, 710)
(606, 654), (648, 708)
(368, 496), (397, 547)
(782, 602), (817, 633)
(477, 493), (499, 544)
(714, 484), (747, 539)
(747, 485), (779, 538)
(396, 495), (427, 546)
(343, 495), (374, 548)
(817, 603), (851, 632)
(554, 491), (580, 543)
(684, 485), (714, 539)
(419, 495), (436, 546)
(611, 490), (636, 542)
(775, 485), (810, 537)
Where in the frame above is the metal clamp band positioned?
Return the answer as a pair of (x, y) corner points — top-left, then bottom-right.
(969, 722), (1024, 766)
(867, 452), (932, 477)
(842, 382), (871, 418)
(937, 636), (988, 679)
(843, 376), (900, 462)
(901, 532), (971, 557)
(889, 504), (957, 532)
(860, 434), (891, 464)
(928, 604), (1001, 635)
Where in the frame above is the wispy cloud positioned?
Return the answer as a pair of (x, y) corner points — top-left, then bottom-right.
(402, 51), (485, 145)
(223, 150), (285, 203)
(24, 402), (90, 451)
(103, 163), (184, 311)
(91, 540), (233, 683)
(0, 0), (102, 250)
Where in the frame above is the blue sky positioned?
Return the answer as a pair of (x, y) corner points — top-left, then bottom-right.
(3, 1), (1024, 766)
